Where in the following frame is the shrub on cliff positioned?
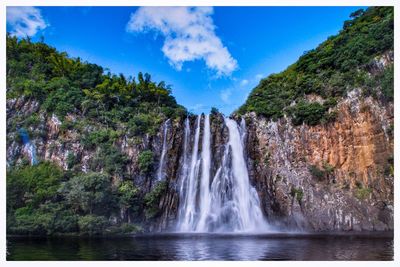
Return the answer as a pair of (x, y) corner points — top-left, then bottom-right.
(138, 150), (154, 175)
(290, 187), (304, 203)
(118, 180), (140, 218)
(144, 181), (168, 219)
(289, 101), (327, 126)
(309, 162), (335, 182)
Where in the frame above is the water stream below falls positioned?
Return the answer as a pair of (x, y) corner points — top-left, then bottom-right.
(175, 115), (269, 233)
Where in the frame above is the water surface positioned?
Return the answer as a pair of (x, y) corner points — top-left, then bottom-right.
(7, 232), (393, 261)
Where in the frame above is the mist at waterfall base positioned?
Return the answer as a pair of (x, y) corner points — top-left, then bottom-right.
(157, 114), (270, 233)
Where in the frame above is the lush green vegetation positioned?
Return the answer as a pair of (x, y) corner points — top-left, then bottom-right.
(6, 34), (186, 129)
(238, 7), (393, 125)
(6, 161), (157, 236)
(6, 32), (187, 236)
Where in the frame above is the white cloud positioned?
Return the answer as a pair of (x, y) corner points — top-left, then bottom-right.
(240, 79), (249, 87)
(7, 7), (48, 37)
(126, 7), (238, 76)
(220, 88), (232, 103)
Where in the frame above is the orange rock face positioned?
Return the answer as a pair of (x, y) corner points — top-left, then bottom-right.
(246, 89), (394, 231)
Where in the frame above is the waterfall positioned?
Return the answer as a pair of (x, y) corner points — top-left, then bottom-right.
(177, 115), (268, 233)
(156, 119), (170, 181)
(18, 128), (38, 165)
(222, 118), (266, 231)
(178, 117), (191, 209)
(178, 116), (201, 231)
(196, 114), (211, 231)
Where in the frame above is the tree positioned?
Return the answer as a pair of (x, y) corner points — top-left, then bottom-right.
(59, 172), (113, 215)
(118, 180), (139, 222)
(7, 162), (63, 210)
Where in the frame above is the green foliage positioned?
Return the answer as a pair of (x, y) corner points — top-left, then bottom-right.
(355, 187), (372, 200)
(290, 187), (304, 203)
(66, 152), (79, 169)
(59, 172), (114, 215)
(138, 150), (154, 175)
(118, 223), (142, 233)
(83, 129), (120, 149)
(384, 155), (394, 177)
(323, 162), (335, 174)
(211, 107), (219, 115)
(238, 7), (393, 124)
(309, 165), (325, 181)
(381, 65), (394, 101)
(128, 113), (162, 136)
(144, 181), (167, 219)
(9, 203), (79, 235)
(24, 114), (41, 128)
(6, 159), (147, 236)
(42, 78), (83, 118)
(118, 180), (139, 210)
(309, 162), (335, 181)
(7, 162), (63, 210)
(289, 101), (327, 126)
(88, 144), (128, 177)
(78, 215), (108, 236)
(107, 223), (143, 234)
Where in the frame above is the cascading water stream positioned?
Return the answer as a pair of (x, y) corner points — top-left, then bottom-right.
(177, 115), (268, 233)
(179, 116), (201, 231)
(222, 118), (266, 231)
(157, 119), (170, 181)
(196, 114), (211, 231)
(18, 128), (37, 165)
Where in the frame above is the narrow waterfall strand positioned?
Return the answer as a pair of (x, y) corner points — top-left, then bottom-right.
(157, 119), (170, 181)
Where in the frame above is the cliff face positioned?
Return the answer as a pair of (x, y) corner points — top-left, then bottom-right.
(6, 96), (186, 229)
(244, 89), (393, 231)
(7, 89), (393, 232)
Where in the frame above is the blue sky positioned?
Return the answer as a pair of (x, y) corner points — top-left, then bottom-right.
(6, 6), (364, 115)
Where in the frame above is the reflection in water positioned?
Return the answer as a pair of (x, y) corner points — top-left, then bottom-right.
(7, 233), (393, 261)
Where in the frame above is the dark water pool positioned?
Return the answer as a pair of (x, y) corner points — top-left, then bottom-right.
(7, 232), (393, 261)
